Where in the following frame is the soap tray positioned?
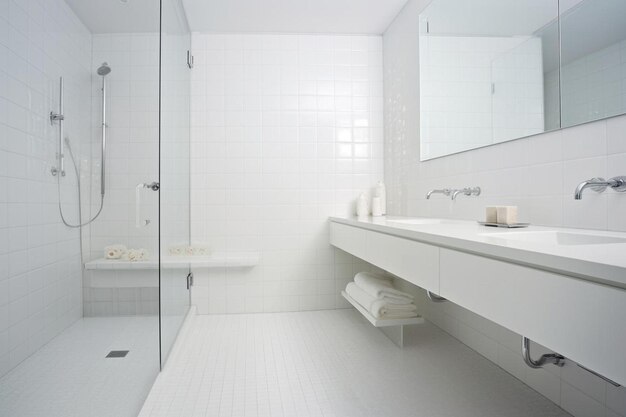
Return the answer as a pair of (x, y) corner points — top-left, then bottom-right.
(477, 221), (530, 228)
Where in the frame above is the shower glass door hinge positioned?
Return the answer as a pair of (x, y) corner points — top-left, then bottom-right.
(186, 272), (194, 290)
(187, 50), (194, 69)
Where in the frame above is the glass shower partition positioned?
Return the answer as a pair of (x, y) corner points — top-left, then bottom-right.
(159, 0), (192, 365)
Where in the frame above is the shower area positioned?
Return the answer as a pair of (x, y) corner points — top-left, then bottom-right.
(0, 0), (191, 416)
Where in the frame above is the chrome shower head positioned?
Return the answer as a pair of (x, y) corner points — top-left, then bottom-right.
(97, 62), (111, 76)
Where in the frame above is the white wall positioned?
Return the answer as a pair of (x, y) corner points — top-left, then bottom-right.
(189, 33), (384, 314)
(0, 0), (91, 377)
(384, 1), (626, 416)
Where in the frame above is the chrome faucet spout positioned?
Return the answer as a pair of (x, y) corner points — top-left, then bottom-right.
(575, 178), (611, 200)
(426, 188), (451, 199)
(451, 187), (480, 200)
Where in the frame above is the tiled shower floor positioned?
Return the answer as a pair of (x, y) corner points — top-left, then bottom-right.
(139, 309), (571, 417)
(0, 316), (159, 417)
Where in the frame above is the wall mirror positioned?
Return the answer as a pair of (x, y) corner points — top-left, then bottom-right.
(560, 0), (626, 128)
(418, 0), (626, 161)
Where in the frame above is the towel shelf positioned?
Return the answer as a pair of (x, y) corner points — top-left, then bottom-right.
(341, 291), (423, 348)
(341, 291), (423, 327)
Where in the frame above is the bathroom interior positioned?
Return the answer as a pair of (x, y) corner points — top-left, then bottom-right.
(0, 0), (625, 416)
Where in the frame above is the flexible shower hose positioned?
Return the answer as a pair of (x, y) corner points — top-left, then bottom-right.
(57, 137), (104, 228)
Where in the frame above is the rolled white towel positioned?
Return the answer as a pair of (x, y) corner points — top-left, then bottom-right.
(122, 248), (150, 262)
(105, 244), (127, 260)
(354, 271), (414, 303)
(168, 245), (185, 256)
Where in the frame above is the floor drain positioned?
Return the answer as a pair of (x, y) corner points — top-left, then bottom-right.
(106, 350), (129, 358)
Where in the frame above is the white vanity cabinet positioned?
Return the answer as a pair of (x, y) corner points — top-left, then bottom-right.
(439, 249), (626, 387)
(330, 222), (439, 293)
(329, 218), (626, 386)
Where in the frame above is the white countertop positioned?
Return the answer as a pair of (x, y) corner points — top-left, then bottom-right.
(329, 216), (626, 289)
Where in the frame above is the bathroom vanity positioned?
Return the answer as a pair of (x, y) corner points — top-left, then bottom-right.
(329, 216), (626, 386)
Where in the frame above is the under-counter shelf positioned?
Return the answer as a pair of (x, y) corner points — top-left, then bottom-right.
(84, 252), (260, 270)
(341, 291), (424, 327)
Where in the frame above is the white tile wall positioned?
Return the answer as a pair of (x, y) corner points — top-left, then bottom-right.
(384, 1), (626, 416)
(0, 0), (91, 378)
(189, 33), (384, 314)
(87, 33), (161, 261)
(83, 33), (162, 313)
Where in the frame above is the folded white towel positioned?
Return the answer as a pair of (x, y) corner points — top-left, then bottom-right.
(346, 282), (418, 319)
(346, 282), (376, 313)
(354, 271), (414, 303)
(370, 299), (417, 319)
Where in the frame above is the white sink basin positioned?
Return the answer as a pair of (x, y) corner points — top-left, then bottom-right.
(481, 231), (626, 246)
(386, 218), (458, 225)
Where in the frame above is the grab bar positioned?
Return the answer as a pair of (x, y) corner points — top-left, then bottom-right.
(521, 337), (564, 369)
(135, 182), (160, 228)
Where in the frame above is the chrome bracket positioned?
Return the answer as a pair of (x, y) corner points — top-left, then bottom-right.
(186, 272), (194, 290)
(587, 178), (610, 193)
(145, 182), (160, 191)
(49, 111), (64, 124)
(426, 291), (447, 303)
(522, 337), (564, 369)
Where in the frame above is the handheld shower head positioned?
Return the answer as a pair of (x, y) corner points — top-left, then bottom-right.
(97, 62), (111, 76)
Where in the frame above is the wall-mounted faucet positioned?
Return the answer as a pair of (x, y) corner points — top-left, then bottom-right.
(451, 187), (481, 200)
(426, 189), (451, 199)
(574, 177), (626, 200)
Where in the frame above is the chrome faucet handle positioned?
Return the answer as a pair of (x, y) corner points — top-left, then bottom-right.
(468, 186), (481, 196)
(608, 176), (626, 193)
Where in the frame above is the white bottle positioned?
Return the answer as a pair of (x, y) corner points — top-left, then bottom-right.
(356, 193), (369, 217)
(372, 197), (383, 217)
(375, 181), (386, 215)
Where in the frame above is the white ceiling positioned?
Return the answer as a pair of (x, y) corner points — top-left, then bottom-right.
(65, 0), (161, 33)
(181, 0), (409, 34)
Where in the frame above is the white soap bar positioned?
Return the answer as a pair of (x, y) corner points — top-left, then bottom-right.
(497, 206), (518, 225)
(485, 207), (497, 223)
(372, 197), (383, 217)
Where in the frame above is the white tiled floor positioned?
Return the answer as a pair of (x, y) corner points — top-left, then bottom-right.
(139, 310), (571, 417)
(0, 316), (160, 417)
